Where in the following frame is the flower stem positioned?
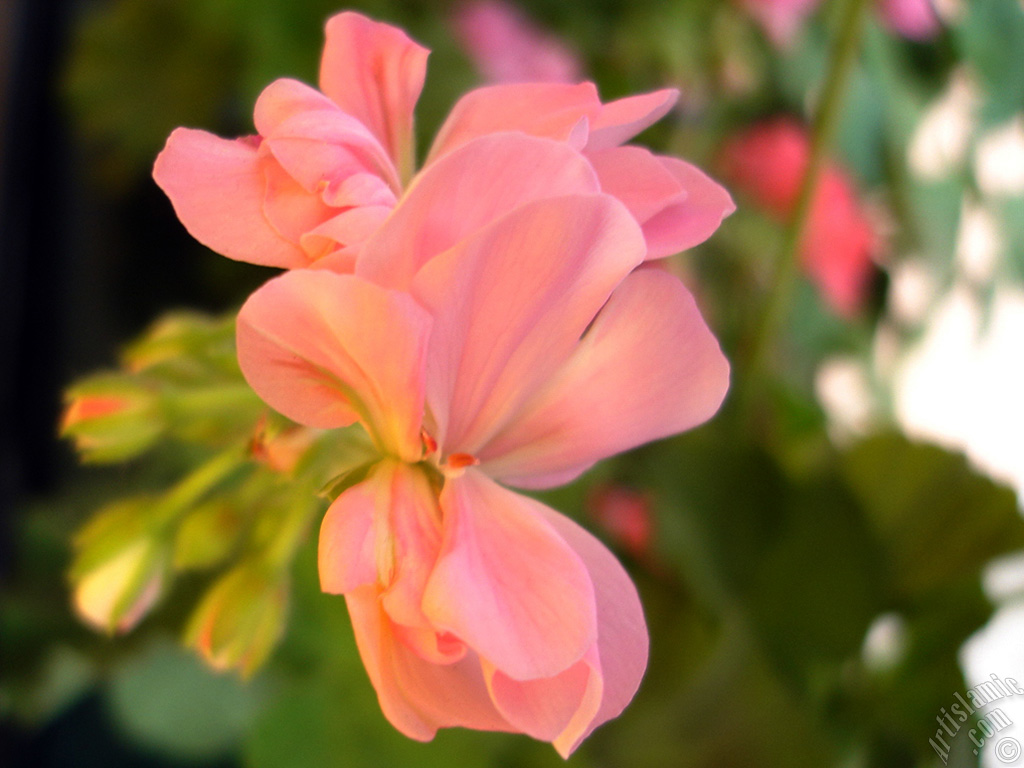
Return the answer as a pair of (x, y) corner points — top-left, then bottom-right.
(152, 445), (249, 528)
(739, 0), (870, 395)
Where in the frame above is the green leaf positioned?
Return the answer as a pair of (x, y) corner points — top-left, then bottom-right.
(842, 432), (1024, 598)
(104, 639), (261, 759)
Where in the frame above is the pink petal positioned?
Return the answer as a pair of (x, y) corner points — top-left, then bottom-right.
(427, 82), (601, 162)
(346, 585), (512, 741)
(357, 133), (600, 290)
(536, 505), (649, 756)
(483, 647), (602, 751)
(411, 194), (645, 453)
(589, 146), (735, 259)
(260, 157), (337, 247)
(253, 77), (341, 135)
(480, 268), (730, 488)
(644, 156), (736, 256)
(256, 79), (400, 195)
(319, 476), (379, 594)
(378, 462), (444, 631)
(152, 128), (307, 268)
(300, 205), (393, 264)
(586, 89), (679, 151)
(423, 470), (596, 680)
(319, 12), (429, 173)
(319, 172), (396, 209)
(236, 271), (431, 461)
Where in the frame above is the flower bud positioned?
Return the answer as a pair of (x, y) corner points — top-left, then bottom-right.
(185, 563), (289, 678)
(121, 311), (236, 377)
(60, 375), (163, 463)
(173, 501), (244, 571)
(249, 420), (317, 475)
(69, 498), (170, 634)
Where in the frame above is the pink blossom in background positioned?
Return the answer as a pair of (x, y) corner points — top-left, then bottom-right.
(588, 486), (654, 559)
(877, 0), (941, 41)
(719, 118), (877, 316)
(154, 12), (734, 272)
(740, 0), (823, 47)
(740, 0), (940, 46)
(453, 0), (582, 84)
(235, 145), (731, 753)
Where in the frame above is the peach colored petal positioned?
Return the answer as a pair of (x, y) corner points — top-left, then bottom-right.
(483, 647), (601, 749)
(152, 128), (307, 268)
(411, 194), (645, 453)
(319, 12), (429, 173)
(253, 77), (342, 136)
(427, 82), (600, 162)
(480, 268), (729, 488)
(423, 470), (596, 680)
(586, 88), (679, 151)
(537, 504), (648, 756)
(299, 205), (393, 265)
(378, 463), (444, 631)
(642, 155), (736, 257)
(256, 79), (399, 194)
(358, 133), (600, 290)
(319, 477), (378, 594)
(260, 157), (337, 248)
(346, 585), (512, 739)
(236, 271), (431, 460)
(590, 146), (735, 258)
(390, 623), (468, 666)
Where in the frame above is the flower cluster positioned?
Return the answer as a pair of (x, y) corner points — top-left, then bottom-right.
(151, 10), (732, 757)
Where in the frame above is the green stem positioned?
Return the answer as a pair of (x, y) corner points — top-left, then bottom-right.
(740, 0), (870, 391)
(164, 383), (262, 419)
(262, 489), (323, 571)
(152, 446), (250, 528)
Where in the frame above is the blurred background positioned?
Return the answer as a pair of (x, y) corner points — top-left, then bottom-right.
(3, 0), (1024, 766)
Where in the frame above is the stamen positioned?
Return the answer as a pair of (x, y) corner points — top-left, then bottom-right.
(421, 429), (438, 456)
(446, 453), (479, 471)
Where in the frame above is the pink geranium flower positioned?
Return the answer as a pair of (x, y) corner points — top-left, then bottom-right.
(876, 0), (941, 41)
(740, 0), (824, 47)
(719, 118), (877, 316)
(453, 0), (583, 84)
(235, 151), (731, 753)
(153, 12), (733, 271)
(739, 0), (940, 45)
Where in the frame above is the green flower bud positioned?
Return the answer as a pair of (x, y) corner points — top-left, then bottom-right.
(69, 498), (170, 634)
(173, 501), (244, 571)
(60, 375), (164, 463)
(185, 562), (289, 678)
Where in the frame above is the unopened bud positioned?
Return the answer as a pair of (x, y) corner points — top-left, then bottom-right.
(60, 375), (163, 463)
(185, 563), (289, 678)
(173, 500), (244, 571)
(250, 420), (317, 475)
(69, 498), (170, 634)
(122, 312), (236, 376)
